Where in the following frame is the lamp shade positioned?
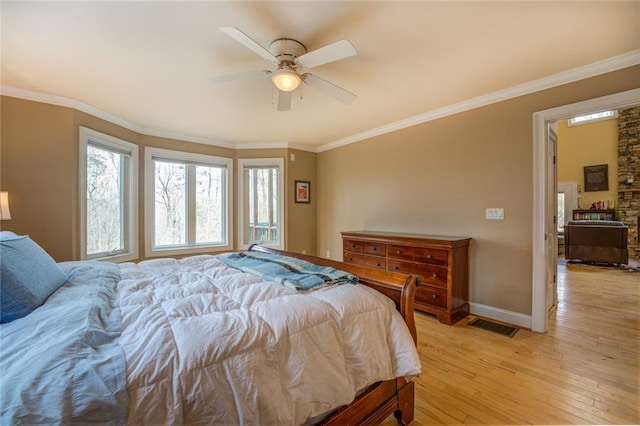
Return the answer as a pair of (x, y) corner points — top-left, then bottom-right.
(0, 191), (11, 220)
(272, 68), (301, 92)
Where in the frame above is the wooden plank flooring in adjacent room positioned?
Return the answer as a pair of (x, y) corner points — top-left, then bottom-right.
(383, 262), (639, 424)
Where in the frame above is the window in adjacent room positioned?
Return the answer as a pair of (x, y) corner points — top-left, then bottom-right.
(145, 147), (232, 256)
(238, 158), (284, 249)
(567, 110), (617, 126)
(557, 182), (578, 234)
(80, 127), (138, 262)
(557, 192), (566, 233)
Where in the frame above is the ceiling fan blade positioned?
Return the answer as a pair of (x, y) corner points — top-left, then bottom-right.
(302, 73), (356, 105)
(209, 70), (270, 84)
(295, 39), (356, 69)
(277, 90), (292, 111)
(220, 27), (278, 64)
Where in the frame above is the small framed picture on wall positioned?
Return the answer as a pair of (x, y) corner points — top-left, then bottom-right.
(295, 181), (310, 203)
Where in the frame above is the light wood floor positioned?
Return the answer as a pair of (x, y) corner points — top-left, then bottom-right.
(384, 262), (639, 425)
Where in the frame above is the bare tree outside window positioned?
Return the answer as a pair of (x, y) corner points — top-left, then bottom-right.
(154, 161), (186, 246)
(86, 145), (123, 255)
(196, 166), (224, 243)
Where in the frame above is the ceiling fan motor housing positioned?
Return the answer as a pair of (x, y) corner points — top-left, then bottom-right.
(269, 39), (306, 65)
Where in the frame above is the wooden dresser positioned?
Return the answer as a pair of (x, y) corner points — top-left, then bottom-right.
(341, 231), (471, 325)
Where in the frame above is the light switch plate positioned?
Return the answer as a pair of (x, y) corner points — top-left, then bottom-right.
(486, 208), (505, 220)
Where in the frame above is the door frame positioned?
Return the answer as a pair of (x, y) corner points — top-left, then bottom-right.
(531, 88), (640, 332)
(545, 126), (558, 315)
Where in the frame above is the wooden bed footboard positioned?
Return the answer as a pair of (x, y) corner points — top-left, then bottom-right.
(248, 245), (420, 425)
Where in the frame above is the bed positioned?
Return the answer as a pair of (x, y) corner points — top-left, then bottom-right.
(1, 233), (421, 425)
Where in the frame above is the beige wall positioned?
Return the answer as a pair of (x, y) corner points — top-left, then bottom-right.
(2, 65), (637, 318)
(1, 99), (77, 260)
(316, 65), (640, 316)
(557, 118), (618, 209)
(286, 149), (317, 255)
(0, 97), (316, 260)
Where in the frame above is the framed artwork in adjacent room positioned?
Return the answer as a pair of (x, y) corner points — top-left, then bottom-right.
(584, 164), (608, 192)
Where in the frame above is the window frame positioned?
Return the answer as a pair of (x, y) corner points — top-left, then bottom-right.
(79, 127), (139, 262)
(238, 158), (285, 250)
(144, 147), (233, 257)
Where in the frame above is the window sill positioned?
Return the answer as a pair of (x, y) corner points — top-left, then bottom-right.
(87, 251), (139, 264)
(145, 244), (233, 258)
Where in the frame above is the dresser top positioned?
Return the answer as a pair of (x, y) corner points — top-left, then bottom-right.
(341, 230), (471, 247)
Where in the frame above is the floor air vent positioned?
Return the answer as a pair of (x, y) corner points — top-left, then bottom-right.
(467, 318), (518, 338)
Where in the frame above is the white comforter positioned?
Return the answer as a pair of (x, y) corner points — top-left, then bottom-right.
(117, 255), (421, 425)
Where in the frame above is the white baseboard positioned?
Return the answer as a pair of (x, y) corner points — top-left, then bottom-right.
(469, 302), (532, 330)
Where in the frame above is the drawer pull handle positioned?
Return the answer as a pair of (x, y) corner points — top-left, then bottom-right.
(349, 257), (353, 261)
(432, 294), (437, 299)
(432, 273), (437, 278)
(396, 250), (402, 254)
(394, 266), (399, 270)
(351, 245), (356, 249)
(376, 263), (381, 267)
(427, 255), (432, 259)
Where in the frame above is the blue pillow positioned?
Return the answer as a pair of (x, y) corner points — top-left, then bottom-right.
(1, 233), (68, 323)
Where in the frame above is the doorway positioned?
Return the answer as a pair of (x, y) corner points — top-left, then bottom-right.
(531, 88), (640, 333)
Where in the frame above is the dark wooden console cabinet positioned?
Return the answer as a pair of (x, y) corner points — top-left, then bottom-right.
(342, 231), (471, 325)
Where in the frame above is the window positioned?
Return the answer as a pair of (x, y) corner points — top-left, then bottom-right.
(238, 158), (284, 249)
(79, 127), (138, 261)
(567, 110), (617, 126)
(145, 147), (232, 256)
(557, 192), (566, 234)
(557, 182), (578, 234)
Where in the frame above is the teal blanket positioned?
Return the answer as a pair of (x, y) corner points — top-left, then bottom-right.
(217, 251), (358, 291)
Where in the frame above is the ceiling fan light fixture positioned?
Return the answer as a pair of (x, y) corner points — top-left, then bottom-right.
(272, 68), (301, 92)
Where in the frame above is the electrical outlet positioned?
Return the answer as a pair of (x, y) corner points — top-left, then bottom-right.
(302, 249), (307, 255)
(486, 208), (505, 220)
(325, 250), (331, 258)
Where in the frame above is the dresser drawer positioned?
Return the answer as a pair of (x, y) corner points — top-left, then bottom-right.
(388, 245), (414, 261)
(387, 260), (448, 288)
(344, 240), (386, 257)
(343, 252), (386, 270)
(415, 248), (448, 267)
(343, 240), (364, 253)
(364, 242), (386, 256)
(416, 285), (448, 309)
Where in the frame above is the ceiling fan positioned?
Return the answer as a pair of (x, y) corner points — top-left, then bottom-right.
(211, 27), (357, 111)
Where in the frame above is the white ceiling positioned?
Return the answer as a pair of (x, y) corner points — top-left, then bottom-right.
(2, 1), (639, 150)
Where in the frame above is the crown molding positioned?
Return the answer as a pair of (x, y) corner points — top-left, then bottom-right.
(0, 85), (315, 152)
(0, 86), (236, 150)
(3, 49), (638, 154)
(235, 141), (316, 153)
(316, 49), (640, 153)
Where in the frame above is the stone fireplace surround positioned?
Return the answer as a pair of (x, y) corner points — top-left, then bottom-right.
(617, 106), (640, 257)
